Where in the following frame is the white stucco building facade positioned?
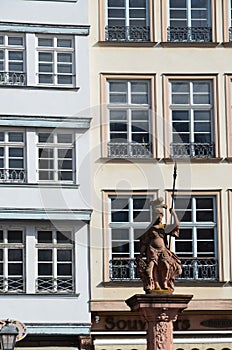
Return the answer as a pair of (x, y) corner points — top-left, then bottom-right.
(0, 1), (92, 349)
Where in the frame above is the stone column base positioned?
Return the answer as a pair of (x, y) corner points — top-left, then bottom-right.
(126, 293), (193, 350)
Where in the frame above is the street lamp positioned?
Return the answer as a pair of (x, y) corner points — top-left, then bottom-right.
(0, 320), (19, 350)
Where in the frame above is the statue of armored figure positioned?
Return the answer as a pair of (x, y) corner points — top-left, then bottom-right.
(137, 197), (182, 294)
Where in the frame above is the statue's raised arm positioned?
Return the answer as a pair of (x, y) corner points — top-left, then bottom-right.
(136, 197), (182, 294)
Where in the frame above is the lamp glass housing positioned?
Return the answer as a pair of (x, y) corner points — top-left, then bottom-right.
(0, 321), (18, 350)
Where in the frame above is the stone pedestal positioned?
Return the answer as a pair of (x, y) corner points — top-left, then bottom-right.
(126, 293), (193, 350)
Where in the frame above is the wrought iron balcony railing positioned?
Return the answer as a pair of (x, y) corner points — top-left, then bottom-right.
(108, 142), (152, 158)
(170, 142), (215, 158)
(0, 277), (25, 293)
(0, 169), (26, 183)
(105, 25), (150, 42)
(109, 257), (218, 281)
(0, 72), (26, 86)
(110, 258), (140, 281)
(36, 277), (74, 293)
(167, 26), (212, 43)
(178, 257), (218, 280)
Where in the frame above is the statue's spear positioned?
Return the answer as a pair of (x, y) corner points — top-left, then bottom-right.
(168, 161), (177, 249)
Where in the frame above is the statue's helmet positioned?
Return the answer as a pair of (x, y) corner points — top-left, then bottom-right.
(150, 197), (167, 222)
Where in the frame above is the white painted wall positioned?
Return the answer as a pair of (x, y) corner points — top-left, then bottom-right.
(0, 0), (91, 331)
(0, 0), (88, 25)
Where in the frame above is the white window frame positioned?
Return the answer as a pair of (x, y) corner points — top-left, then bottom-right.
(0, 227), (25, 293)
(106, 0), (150, 28)
(173, 196), (217, 258)
(104, 0), (150, 41)
(167, 0), (212, 28)
(107, 79), (152, 157)
(173, 195), (218, 281)
(36, 35), (75, 87)
(109, 195), (152, 260)
(169, 79), (214, 157)
(36, 228), (74, 294)
(0, 33), (25, 85)
(37, 130), (75, 183)
(0, 130), (26, 183)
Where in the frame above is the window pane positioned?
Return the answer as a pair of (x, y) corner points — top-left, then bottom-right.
(39, 74), (53, 84)
(57, 134), (72, 143)
(110, 94), (127, 103)
(110, 122), (127, 132)
(177, 210), (192, 221)
(39, 171), (54, 181)
(8, 249), (22, 261)
(170, 0), (186, 8)
(175, 241), (192, 253)
(197, 228), (214, 240)
(57, 231), (72, 243)
(108, 0), (125, 6)
(9, 63), (23, 72)
(38, 133), (54, 143)
(175, 198), (192, 210)
(133, 210), (150, 222)
(57, 75), (73, 85)
(109, 82), (127, 103)
(110, 110), (127, 121)
(9, 132), (24, 142)
(37, 231), (53, 243)
(112, 211), (129, 222)
(8, 37), (23, 46)
(173, 121), (189, 132)
(9, 148), (24, 157)
(194, 110), (211, 120)
(8, 231), (23, 243)
(197, 241), (214, 253)
(38, 263), (52, 275)
(57, 53), (72, 63)
(39, 160), (54, 169)
(57, 263), (72, 275)
(172, 111), (189, 121)
(57, 149), (71, 160)
(58, 64), (72, 74)
(9, 51), (23, 61)
(39, 63), (53, 73)
(0, 231), (3, 243)
(196, 211), (214, 222)
(39, 148), (54, 158)
(112, 242), (129, 254)
(58, 171), (73, 181)
(57, 250), (72, 261)
(179, 228), (192, 239)
(39, 52), (53, 62)
(133, 197), (149, 209)
(57, 39), (72, 48)
(196, 198), (213, 209)
(112, 229), (129, 240)
(38, 38), (53, 47)
(58, 159), (72, 170)
(111, 197), (129, 210)
(38, 249), (52, 261)
(8, 263), (23, 275)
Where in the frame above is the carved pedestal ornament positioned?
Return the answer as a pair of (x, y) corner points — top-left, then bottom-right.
(126, 293), (193, 350)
